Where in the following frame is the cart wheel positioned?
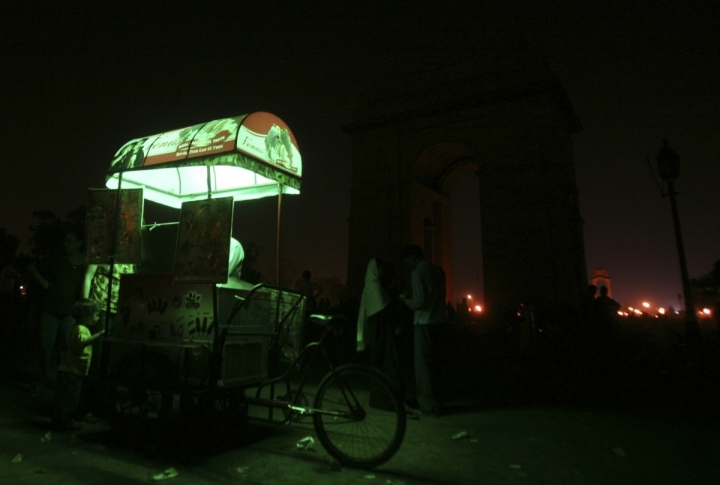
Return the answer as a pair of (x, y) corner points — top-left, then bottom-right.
(179, 391), (216, 421)
(312, 364), (406, 469)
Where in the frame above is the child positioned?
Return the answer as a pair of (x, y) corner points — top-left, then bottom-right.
(51, 298), (105, 431)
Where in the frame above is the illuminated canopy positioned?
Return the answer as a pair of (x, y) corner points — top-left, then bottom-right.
(106, 112), (302, 208)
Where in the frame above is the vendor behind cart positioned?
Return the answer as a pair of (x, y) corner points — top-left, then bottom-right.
(218, 238), (254, 291)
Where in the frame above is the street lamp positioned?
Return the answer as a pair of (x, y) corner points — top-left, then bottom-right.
(655, 139), (702, 352)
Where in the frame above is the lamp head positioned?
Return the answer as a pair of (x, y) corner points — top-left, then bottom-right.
(656, 139), (680, 181)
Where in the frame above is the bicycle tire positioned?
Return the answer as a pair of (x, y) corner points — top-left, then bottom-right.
(312, 364), (406, 469)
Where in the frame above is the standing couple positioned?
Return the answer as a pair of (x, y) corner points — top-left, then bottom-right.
(357, 244), (446, 418)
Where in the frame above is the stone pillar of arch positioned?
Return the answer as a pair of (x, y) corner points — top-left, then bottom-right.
(343, 46), (588, 320)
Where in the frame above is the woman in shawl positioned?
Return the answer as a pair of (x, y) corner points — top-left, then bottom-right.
(357, 258), (418, 418)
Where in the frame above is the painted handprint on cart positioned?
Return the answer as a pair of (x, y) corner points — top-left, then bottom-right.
(168, 321), (185, 340)
(148, 297), (169, 315)
(188, 316), (214, 339)
(185, 291), (201, 309)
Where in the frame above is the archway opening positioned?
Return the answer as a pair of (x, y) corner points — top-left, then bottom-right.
(451, 173), (483, 312)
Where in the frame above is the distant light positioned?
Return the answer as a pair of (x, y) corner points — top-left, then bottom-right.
(634, 309), (642, 315)
(658, 308), (665, 314)
(628, 307), (634, 311)
(642, 302), (650, 308)
(702, 308), (711, 315)
(475, 305), (482, 312)
(617, 311), (623, 316)
(467, 294), (472, 300)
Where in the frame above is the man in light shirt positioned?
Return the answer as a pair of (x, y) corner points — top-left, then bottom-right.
(400, 244), (446, 417)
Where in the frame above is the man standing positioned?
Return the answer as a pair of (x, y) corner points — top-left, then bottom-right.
(400, 244), (446, 417)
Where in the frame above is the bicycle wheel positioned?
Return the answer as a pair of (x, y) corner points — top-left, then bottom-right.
(313, 364), (406, 469)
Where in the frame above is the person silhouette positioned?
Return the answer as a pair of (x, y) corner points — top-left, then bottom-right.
(294, 270), (323, 315)
(591, 285), (619, 368)
(28, 229), (86, 388)
(456, 298), (469, 326)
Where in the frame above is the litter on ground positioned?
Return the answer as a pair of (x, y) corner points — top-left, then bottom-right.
(152, 467), (179, 481)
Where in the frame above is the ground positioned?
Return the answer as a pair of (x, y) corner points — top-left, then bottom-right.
(1, 319), (719, 485)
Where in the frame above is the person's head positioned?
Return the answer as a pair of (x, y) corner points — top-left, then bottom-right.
(402, 244), (424, 270)
(73, 298), (100, 326)
(599, 286), (608, 297)
(64, 229), (83, 255)
(587, 284), (597, 297)
(302, 270), (311, 280)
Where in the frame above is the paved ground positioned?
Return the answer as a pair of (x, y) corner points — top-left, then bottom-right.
(1, 325), (719, 484)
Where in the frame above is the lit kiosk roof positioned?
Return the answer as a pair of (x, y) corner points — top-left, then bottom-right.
(106, 112), (301, 208)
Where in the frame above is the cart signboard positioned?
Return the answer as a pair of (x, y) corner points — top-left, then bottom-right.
(85, 188), (143, 264)
(173, 197), (234, 284)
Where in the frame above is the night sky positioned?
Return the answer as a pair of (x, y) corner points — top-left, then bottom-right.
(2, 1), (718, 310)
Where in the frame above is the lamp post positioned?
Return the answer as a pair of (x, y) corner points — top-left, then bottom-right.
(655, 140), (702, 352)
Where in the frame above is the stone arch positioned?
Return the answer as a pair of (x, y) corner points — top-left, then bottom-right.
(414, 142), (477, 195)
(410, 142), (481, 304)
(591, 267), (613, 298)
(343, 50), (588, 320)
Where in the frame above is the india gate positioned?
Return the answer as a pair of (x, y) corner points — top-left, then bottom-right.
(343, 39), (588, 321)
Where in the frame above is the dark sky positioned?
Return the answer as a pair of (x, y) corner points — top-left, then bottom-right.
(2, 1), (718, 309)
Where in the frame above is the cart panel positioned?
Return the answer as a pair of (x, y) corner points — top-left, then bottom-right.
(113, 273), (215, 344)
(108, 274), (304, 389)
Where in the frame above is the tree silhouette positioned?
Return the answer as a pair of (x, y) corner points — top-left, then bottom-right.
(690, 259), (720, 309)
(0, 228), (20, 265)
(27, 208), (86, 260)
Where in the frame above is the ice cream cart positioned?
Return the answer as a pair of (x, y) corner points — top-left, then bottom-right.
(89, 112), (406, 469)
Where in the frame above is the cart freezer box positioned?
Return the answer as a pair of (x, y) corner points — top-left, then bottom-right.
(106, 273), (305, 389)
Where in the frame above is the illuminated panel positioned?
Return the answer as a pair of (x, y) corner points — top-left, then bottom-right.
(144, 123), (204, 165)
(187, 116), (245, 159)
(236, 112), (302, 177)
(106, 112), (302, 208)
(110, 135), (159, 171)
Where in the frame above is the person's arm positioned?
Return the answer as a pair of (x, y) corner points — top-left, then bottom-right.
(80, 329), (105, 348)
(82, 264), (99, 298)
